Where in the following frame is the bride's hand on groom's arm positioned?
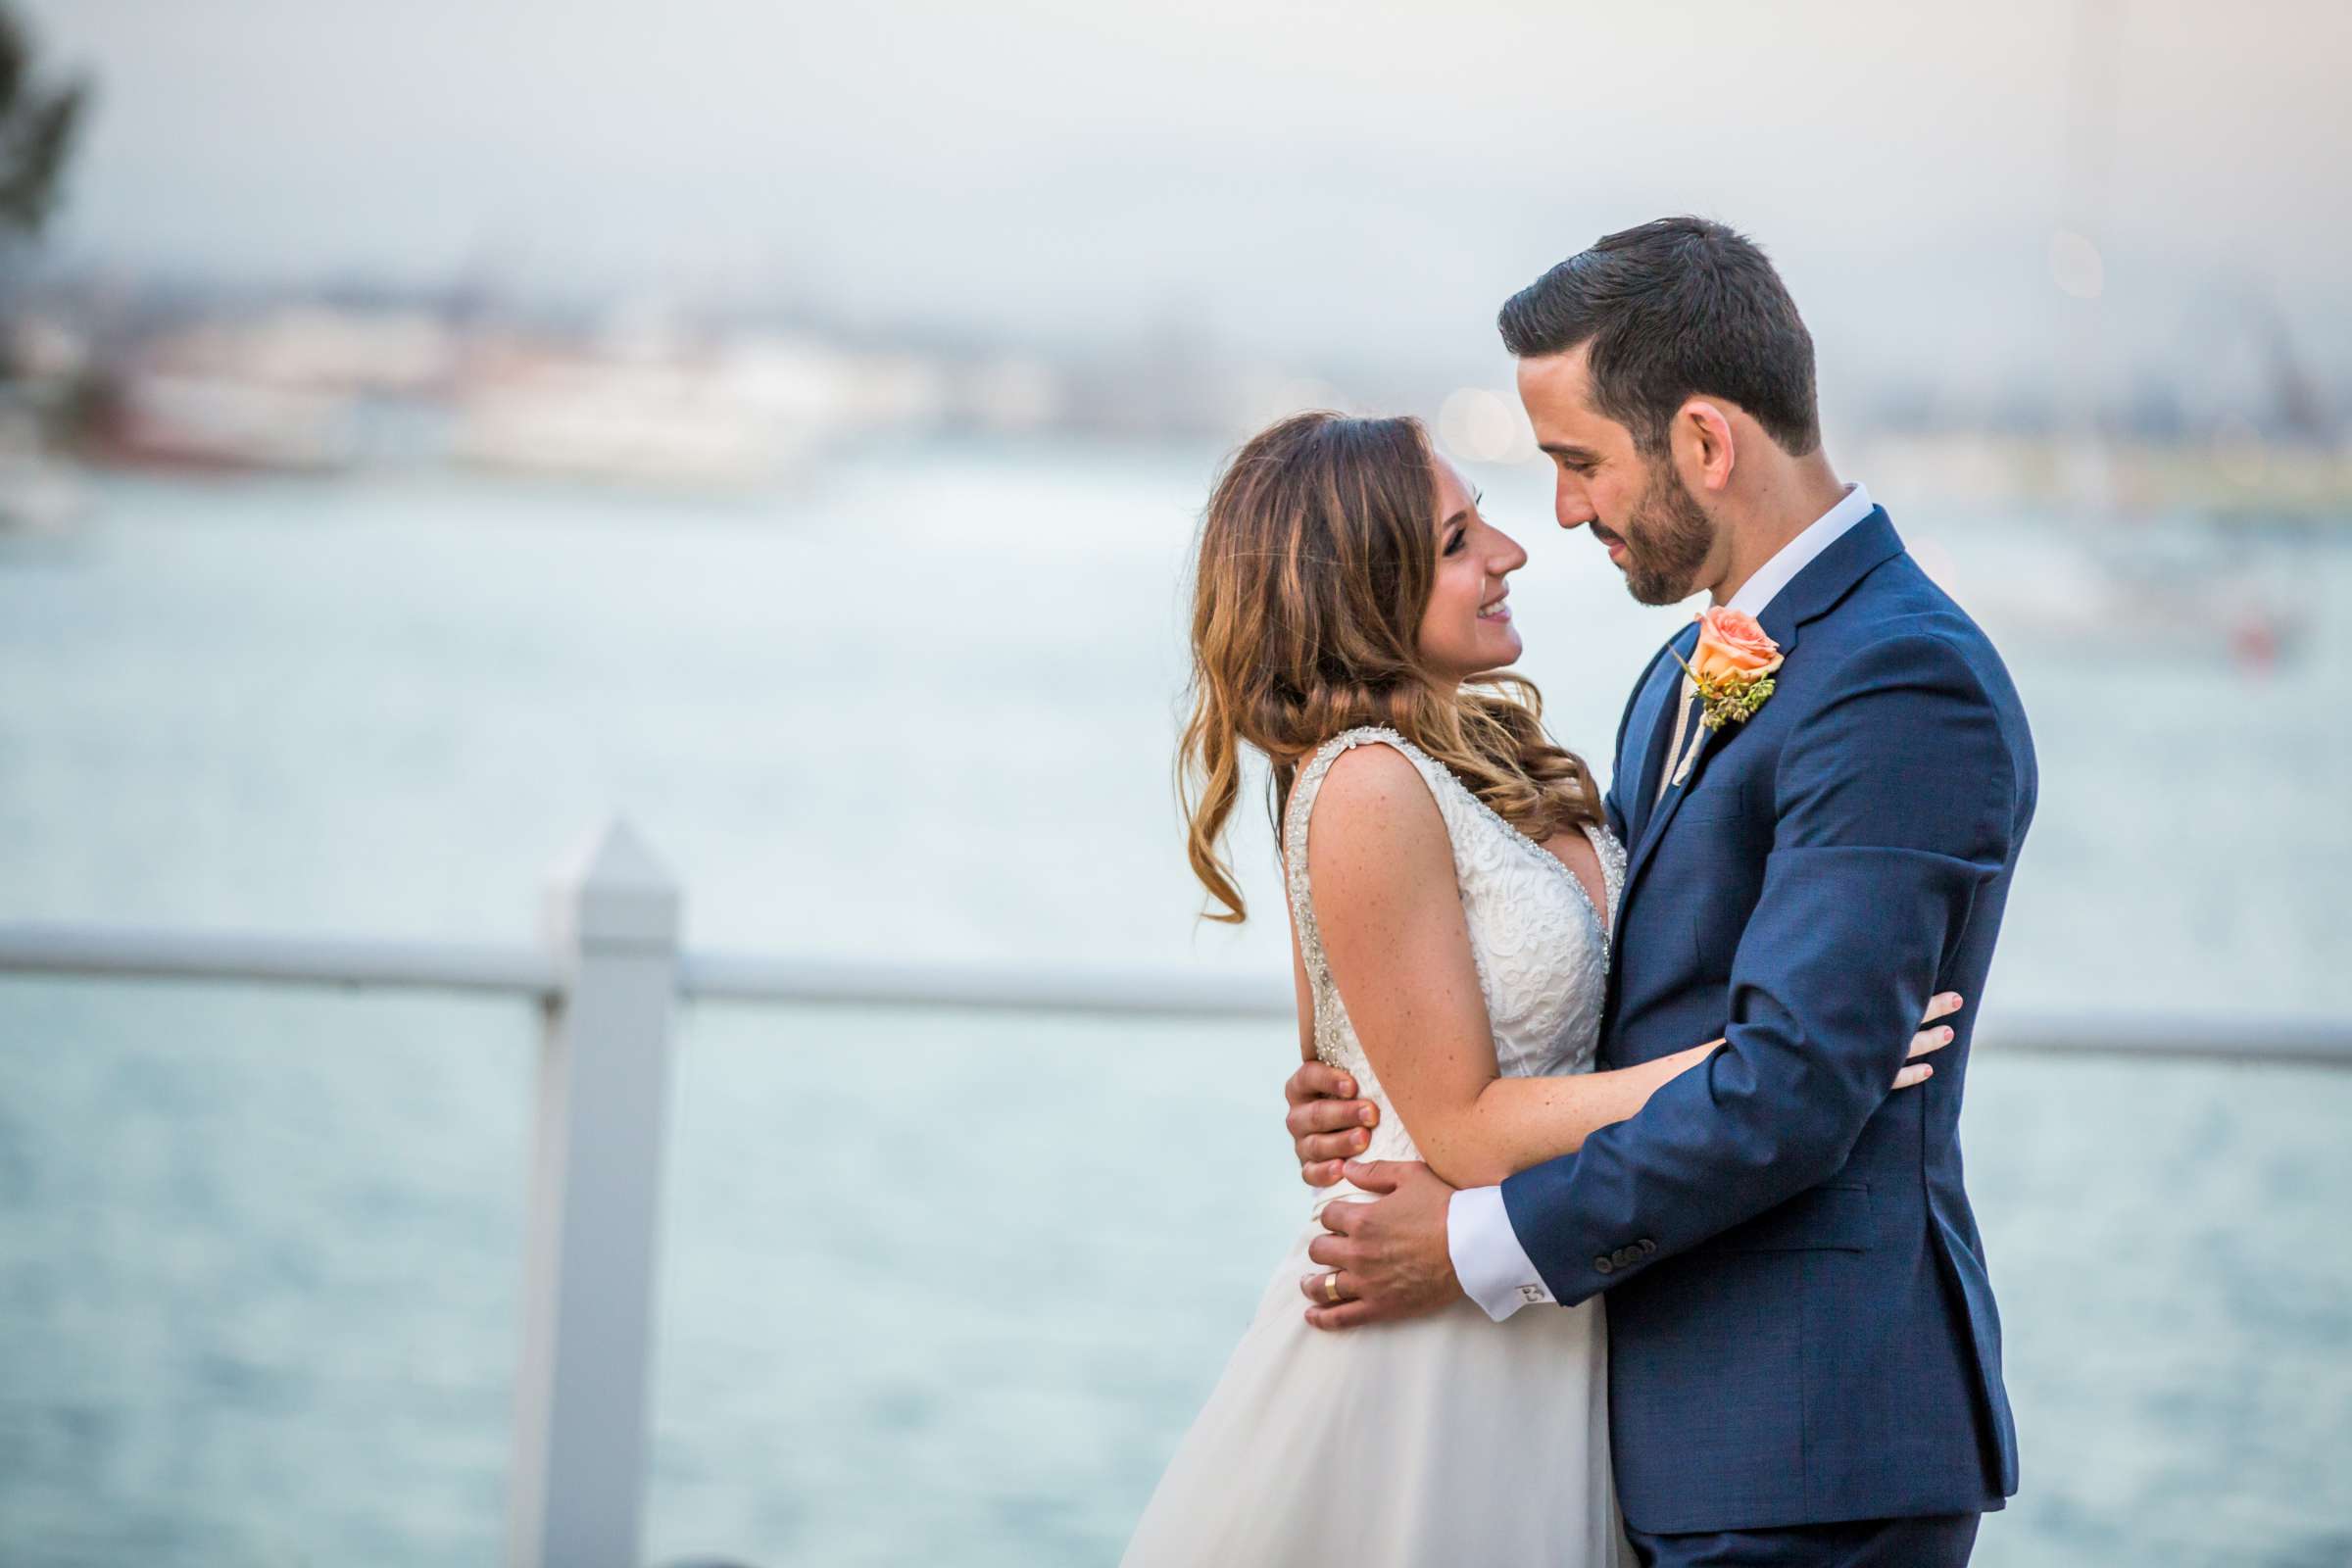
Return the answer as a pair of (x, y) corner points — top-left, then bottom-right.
(1285, 1059), (1379, 1187)
(1892, 991), (1965, 1091)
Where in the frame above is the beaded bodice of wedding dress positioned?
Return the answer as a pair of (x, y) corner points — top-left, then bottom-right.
(1284, 725), (1624, 1182)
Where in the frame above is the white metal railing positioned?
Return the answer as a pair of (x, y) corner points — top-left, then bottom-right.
(1, 816), (2345, 1567)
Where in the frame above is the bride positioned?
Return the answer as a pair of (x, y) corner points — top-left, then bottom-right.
(1122, 411), (1952, 1566)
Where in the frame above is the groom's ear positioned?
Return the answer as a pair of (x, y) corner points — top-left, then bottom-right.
(1673, 398), (1739, 495)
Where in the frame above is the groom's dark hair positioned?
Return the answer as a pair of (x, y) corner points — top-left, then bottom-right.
(1497, 216), (1820, 458)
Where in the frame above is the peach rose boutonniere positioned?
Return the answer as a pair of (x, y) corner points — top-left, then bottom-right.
(1666, 607), (1784, 785)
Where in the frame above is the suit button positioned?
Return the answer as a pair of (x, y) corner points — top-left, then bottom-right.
(1638, 1239), (1657, 1255)
(1615, 1247), (1640, 1266)
(1593, 1256), (1615, 1275)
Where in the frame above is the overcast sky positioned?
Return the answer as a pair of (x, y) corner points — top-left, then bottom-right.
(23, 0), (2352, 414)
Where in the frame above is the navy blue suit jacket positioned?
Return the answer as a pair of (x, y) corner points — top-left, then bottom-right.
(1499, 509), (2034, 1534)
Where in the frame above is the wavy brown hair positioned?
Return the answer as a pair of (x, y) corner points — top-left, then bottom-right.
(1178, 411), (1601, 924)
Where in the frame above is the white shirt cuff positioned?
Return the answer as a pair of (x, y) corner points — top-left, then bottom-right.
(1446, 1184), (1554, 1321)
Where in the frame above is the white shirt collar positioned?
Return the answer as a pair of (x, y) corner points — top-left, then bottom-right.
(1723, 481), (1874, 618)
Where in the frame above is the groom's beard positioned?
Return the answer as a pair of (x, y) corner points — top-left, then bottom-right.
(1612, 460), (1717, 606)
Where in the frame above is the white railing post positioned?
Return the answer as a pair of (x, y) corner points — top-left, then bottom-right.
(507, 818), (681, 1568)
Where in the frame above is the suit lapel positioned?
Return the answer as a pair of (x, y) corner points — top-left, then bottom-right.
(1627, 620), (1702, 851)
(1618, 509), (1907, 910)
(1623, 623), (1700, 845)
(1629, 677), (1733, 871)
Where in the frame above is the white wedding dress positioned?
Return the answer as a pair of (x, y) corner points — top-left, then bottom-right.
(1122, 726), (1634, 1567)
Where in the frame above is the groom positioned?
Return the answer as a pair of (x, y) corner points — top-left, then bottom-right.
(1280, 218), (2033, 1566)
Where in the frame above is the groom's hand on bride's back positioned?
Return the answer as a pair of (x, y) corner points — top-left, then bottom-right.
(1284, 1060), (1379, 1186)
(1299, 1159), (1460, 1330)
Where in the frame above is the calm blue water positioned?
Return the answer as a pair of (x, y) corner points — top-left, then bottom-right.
(2, 450), (2348, 1565)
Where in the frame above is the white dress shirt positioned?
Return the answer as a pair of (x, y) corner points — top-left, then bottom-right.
(1446, 481), (1876, 1321)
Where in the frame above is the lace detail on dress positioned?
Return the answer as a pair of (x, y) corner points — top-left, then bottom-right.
(1282, 726), (1620, 1175)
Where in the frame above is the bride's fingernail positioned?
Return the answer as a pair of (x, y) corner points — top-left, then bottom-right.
(1359, 1106), (1377, 1126)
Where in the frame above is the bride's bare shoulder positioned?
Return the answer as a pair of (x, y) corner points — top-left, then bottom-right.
(1304, 741), (1447, 878)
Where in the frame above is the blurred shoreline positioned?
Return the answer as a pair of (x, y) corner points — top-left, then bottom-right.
(0, 275), (2344, 524)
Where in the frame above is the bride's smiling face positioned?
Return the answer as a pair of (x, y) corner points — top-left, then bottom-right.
(1415, 456), (1528, 683)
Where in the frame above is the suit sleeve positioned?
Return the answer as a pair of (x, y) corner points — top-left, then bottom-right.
(1500, 631), (2019, 1304)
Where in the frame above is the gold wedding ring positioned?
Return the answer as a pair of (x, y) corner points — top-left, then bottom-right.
(1323, 1272), (1343, 1304)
